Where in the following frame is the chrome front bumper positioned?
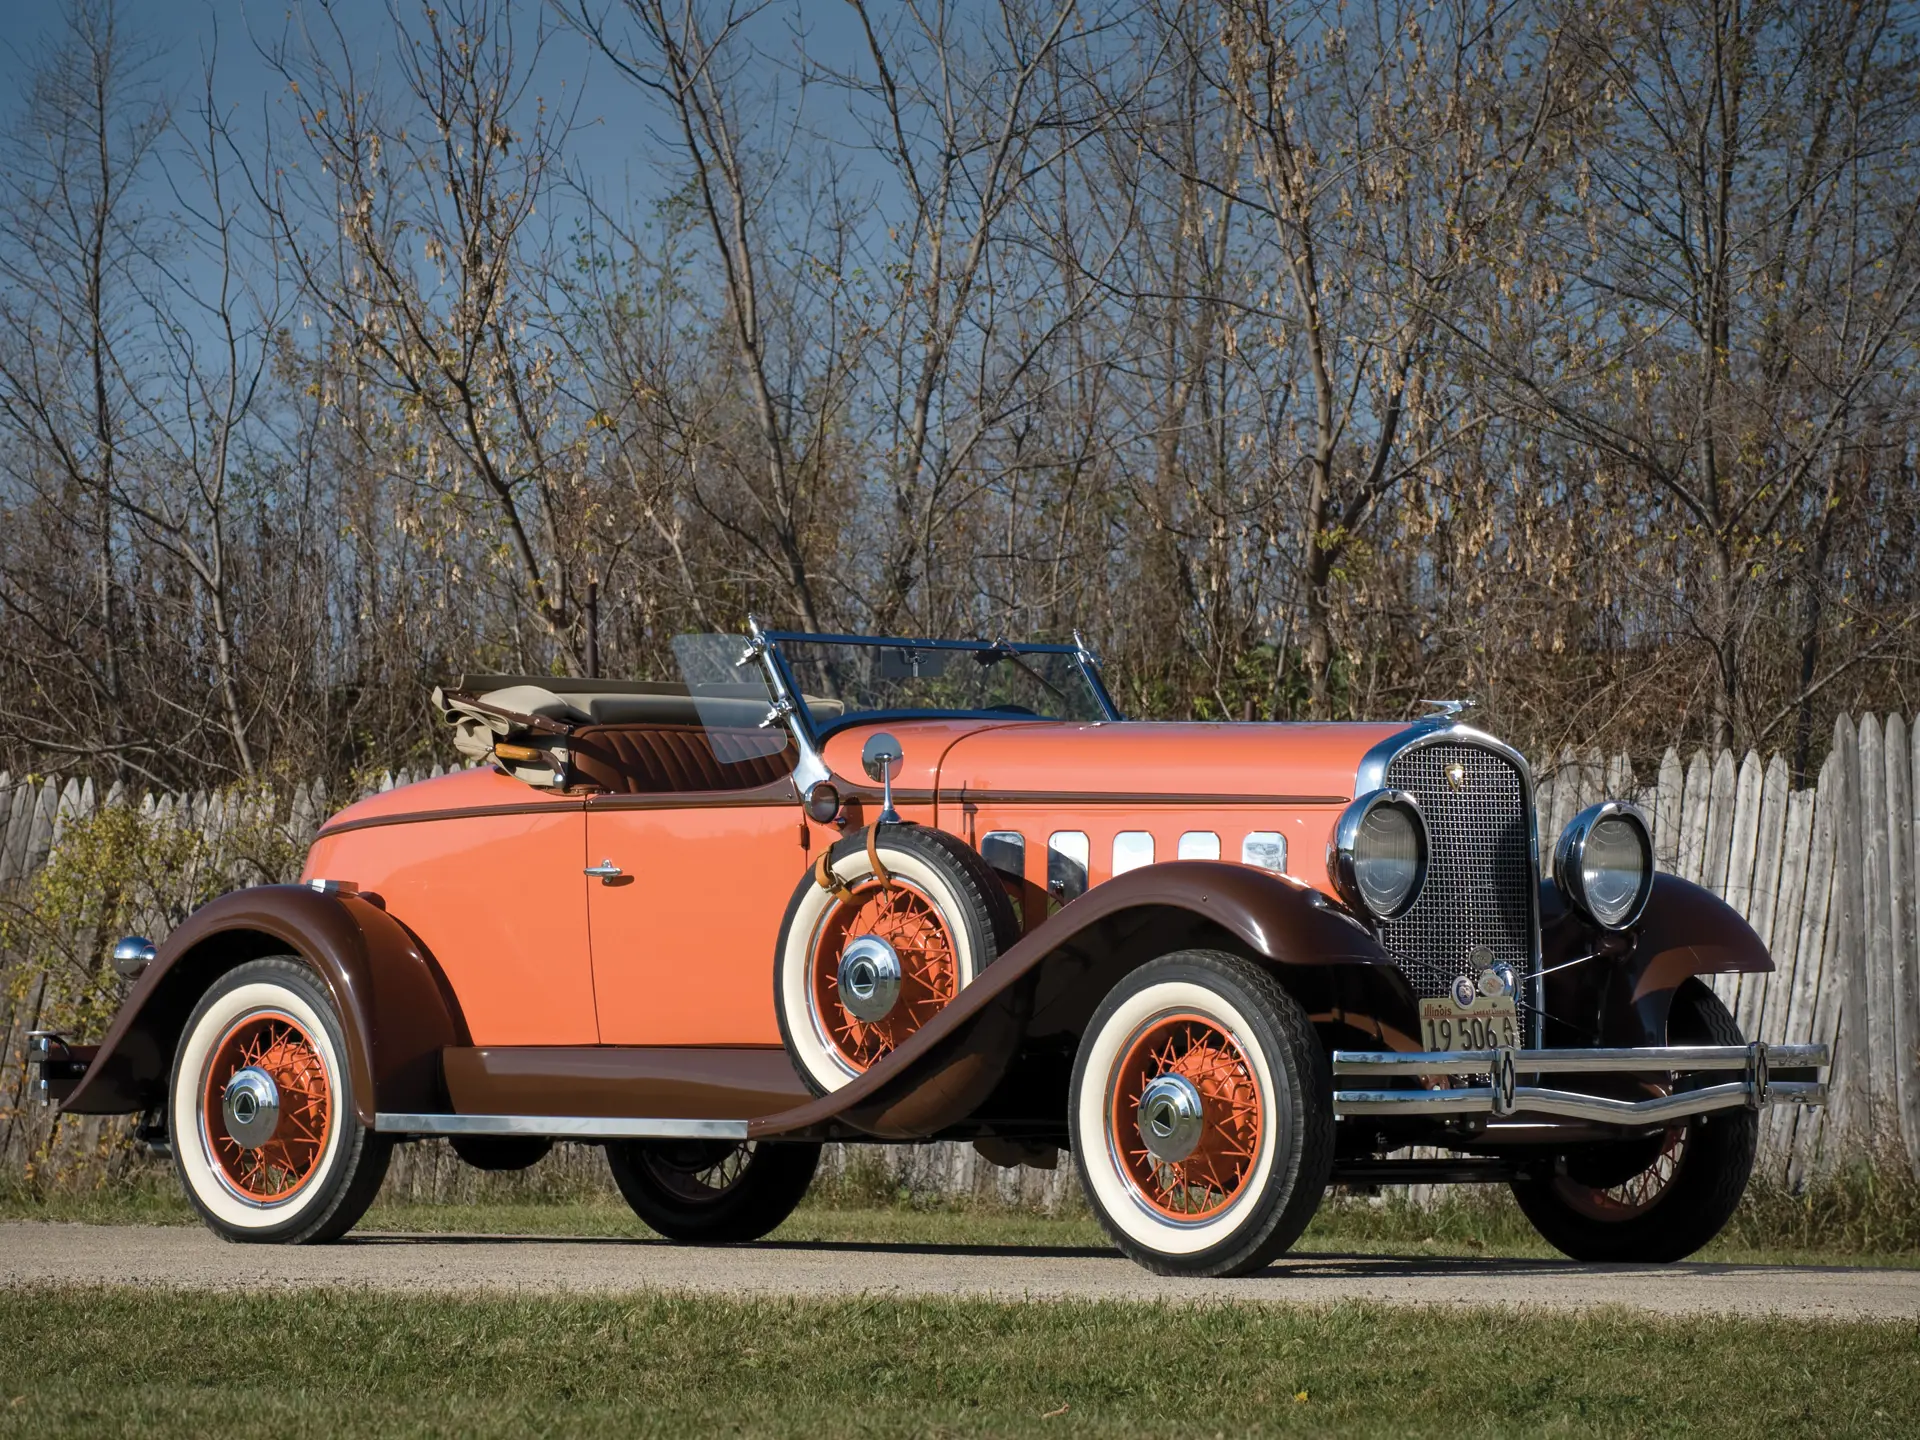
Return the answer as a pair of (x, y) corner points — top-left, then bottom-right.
(1332, 1043), (1829, 1126)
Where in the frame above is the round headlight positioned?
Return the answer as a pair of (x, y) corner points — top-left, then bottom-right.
(1330, 790), (1428, 922)
(1554, 802), (1653, 929)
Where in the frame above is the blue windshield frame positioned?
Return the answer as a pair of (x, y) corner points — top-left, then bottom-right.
(760, 629), (1123, 740)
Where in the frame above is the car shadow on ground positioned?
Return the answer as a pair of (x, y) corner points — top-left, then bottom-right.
(342, 1232), (1886, 1277)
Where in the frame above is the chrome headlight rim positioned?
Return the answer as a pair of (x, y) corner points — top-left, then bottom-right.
(1329, 788), (1429, 923)
(1553, 800), (1654, 930)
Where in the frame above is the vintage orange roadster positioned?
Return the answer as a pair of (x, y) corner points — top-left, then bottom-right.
(34, 623), (1828, 1275)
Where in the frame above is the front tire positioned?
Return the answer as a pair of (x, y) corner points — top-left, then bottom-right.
(169, 957), (391, 1244)
(607, 1140), (821, 1242)
(1510, 979), (1758, 1263)
(1069, 950), (1332, 1277)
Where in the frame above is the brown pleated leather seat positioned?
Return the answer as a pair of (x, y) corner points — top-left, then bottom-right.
(568, 723), (794, 795)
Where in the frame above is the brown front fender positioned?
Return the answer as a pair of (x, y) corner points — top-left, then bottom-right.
(1623, 872), (1771, 1041)
(751, 860), (1411, 1140)
(1538, 872), (1773, 1049)
(59, 885), (463, 1126)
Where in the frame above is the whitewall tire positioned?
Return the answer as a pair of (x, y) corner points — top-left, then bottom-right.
(1069, 950), (1332, 1277)
(169, 957), (391, 1243)
(774, 826), (1018, 1095)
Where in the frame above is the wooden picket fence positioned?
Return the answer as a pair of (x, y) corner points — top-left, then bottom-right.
(4, 711), (1920, 1204)
(1530, 713), (1920, 1188)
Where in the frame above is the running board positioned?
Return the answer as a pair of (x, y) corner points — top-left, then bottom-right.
(375, 1113), (749, 1140)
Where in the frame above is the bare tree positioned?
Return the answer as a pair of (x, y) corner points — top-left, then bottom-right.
(1200, 0), (1590, 716)
(260, 0), (592, 670)
(562, 0), (863, 631)
(1491, 0), (1920, 753)
(0, 0), (169, 776)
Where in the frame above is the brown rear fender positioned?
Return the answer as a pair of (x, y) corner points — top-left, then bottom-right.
(59, 884), (464, 1126)
(751, 859), (1413, 1141)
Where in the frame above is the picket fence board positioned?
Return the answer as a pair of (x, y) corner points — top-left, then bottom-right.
(1704, 750), (1740, 896)
(1679, 750), (1712, 884)
(1787, 751), (1843, 1187)
(1738, 756), (1791, 1043)
(1859, 715), (1901, 1140)
(1723, 752), (1766, 1028)
(1759, 787), (1813, 1166)
(1887, 715), (1920, 1175)
(0, 784), (14, 885)
(1904, 710), (1920, 1175)
(1654, 748), (1685, 871)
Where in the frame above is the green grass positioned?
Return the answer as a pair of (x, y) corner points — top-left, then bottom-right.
(0, 1287), (1913, 1438)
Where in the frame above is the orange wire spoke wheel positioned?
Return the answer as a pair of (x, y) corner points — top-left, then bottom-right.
(199, 1010), (334, 1204)
(810, 879), (957, 1072)
(1558, 1124), (1689, 1220)
(1109, 1013), (1264, 1222)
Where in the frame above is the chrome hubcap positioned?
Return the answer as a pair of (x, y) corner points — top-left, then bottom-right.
(221, 1066), (281, 1149)
(837, 935), (903, 1022)
(1136, 1073), (1205, 1162)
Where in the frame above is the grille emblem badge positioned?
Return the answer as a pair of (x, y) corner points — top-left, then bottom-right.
(1450, 974), (1478, 1007)
(1446, 760), (1467, 792)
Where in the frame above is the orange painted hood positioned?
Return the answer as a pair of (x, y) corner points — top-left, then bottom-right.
(930, 720), (1404, 801)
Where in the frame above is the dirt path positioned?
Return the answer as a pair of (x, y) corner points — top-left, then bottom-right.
(2, 1223), (1914, 1319)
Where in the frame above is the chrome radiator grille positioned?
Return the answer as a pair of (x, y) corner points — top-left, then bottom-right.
(1378, 740), (1537, 1005)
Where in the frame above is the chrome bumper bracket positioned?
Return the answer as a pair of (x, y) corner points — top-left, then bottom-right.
(1331, 1042), (1828, 1126)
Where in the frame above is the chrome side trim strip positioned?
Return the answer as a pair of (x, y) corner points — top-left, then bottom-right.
(375, 1113), (751, 1140)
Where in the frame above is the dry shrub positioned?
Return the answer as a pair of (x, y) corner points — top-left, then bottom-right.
(0, 792), (301, 1194)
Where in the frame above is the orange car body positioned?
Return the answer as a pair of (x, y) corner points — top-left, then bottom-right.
(301, 719), (1398, 1051)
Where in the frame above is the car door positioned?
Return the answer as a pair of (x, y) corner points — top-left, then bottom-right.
(585, 794), (809, 1045)
(313, 798), (598, 1045)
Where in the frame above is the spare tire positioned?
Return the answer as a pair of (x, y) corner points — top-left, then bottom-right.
(774, 824), (1019, 1094)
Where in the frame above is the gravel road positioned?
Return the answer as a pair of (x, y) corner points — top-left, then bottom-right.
(3, 1223), (1916, 1318)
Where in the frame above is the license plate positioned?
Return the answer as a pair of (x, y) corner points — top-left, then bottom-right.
(1419, 994), (1519, 1052)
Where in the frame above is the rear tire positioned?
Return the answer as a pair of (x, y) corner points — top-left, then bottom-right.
(169, 957), (391, 1244)
(607, 1140), (820, 1243)
(1510, 980), (1757, 1263)
(1069, 950), (1332, 1277)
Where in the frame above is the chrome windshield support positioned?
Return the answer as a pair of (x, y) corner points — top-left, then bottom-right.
(742, 614), (831, 794)
(1073, 629), (1123, 720)
(1331, 1042), (1829, 1125)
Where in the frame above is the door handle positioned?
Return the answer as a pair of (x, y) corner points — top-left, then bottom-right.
(584, 859), (623, 880)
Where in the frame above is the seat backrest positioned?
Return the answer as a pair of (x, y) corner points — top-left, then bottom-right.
(568, 723), (793, 795)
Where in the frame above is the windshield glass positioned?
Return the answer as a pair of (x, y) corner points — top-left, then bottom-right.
(667, 633), (790, 766)
(769, 636), (1110, 732)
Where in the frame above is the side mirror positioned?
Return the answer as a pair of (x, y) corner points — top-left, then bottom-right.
(861, 732), (903, 825)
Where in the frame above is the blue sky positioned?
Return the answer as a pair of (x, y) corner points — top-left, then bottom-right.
(0, 0), (882, 217)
